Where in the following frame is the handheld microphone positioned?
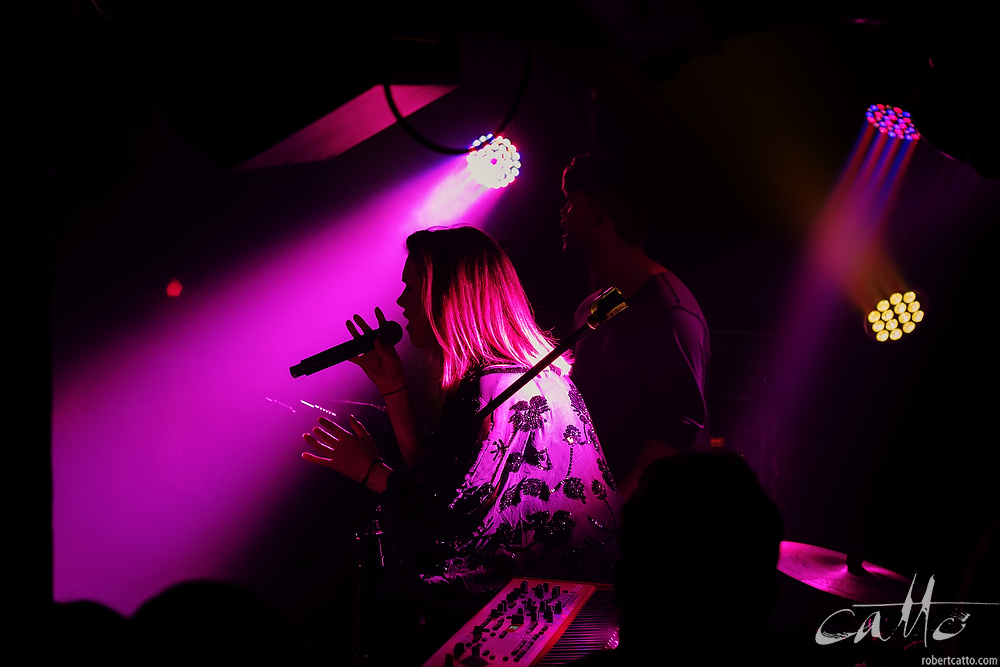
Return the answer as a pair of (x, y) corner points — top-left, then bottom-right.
(290, 321), (403, 378)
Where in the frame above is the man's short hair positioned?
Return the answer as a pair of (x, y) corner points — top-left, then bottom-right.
(562, 151), (658, 247)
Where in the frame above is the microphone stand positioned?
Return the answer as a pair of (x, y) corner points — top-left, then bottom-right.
(296, 288), (627, 667)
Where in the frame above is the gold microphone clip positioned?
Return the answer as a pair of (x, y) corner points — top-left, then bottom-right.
(587, 287), (628, 329)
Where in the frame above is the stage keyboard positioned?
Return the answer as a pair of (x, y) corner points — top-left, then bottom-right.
(422, 578), (619, 667)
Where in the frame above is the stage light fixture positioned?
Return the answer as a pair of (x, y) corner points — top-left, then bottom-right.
(866, 105), (920, 141)
(865, 290), (925, 342)
(467, 134), (521, 188)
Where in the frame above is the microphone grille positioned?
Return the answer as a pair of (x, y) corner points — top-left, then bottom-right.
(377, 320), (404, 346)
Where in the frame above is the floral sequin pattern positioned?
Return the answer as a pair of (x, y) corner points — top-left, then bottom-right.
(597, 458), (618, 494)
(489, 439), (509, 463)
(498, 484), (522, 512)
(568, 387), (591, 423)
(524, 434), (552, 470)
(562, 424), (584, 447)
(504, 451), (524, 473)
(562, 477), (588, 503)
(527, 510), (575, 546)
(560, 425), (582, 479)
(433, 366), (622, 593)
(519, 477), (551, 502)
(509, 395), (549, 432)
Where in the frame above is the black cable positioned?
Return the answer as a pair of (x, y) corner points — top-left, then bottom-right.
(382, 42), (534, 155)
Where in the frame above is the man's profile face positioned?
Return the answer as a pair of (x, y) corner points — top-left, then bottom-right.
(559, 184), (602, 262)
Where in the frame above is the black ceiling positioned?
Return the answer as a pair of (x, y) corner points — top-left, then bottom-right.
(59, 1), (999, 176)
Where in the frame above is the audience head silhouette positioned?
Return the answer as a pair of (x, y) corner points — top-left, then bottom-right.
(130, 579), (308, 666)
(614, 451), (783, 661)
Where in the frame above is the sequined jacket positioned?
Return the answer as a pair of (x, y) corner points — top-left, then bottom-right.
(420, 364), (623, 593)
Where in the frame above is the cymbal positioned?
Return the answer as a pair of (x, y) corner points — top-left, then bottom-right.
(777, 541), (918, 604)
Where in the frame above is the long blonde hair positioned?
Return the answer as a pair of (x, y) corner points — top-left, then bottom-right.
(406, 226), (571, 392)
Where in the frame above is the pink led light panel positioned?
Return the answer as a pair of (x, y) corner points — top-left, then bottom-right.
(866, 104), (920, 141)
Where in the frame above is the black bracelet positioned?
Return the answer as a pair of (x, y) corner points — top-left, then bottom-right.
(381, 385), (407, 397)
(361, 457), (385, 490)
